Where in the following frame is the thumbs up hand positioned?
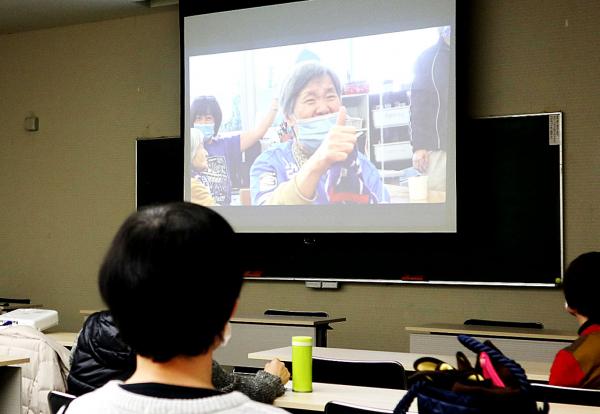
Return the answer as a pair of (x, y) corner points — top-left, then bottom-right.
(310, 106), (357, 173)
(336, 105), (347, 127)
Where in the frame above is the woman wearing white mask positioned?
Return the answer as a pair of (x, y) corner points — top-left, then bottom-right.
(249, 62), (389, 205)
(190, 96), (278, 206)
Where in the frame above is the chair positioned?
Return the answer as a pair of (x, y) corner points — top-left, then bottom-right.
(47, 390), (76, 414)
(312, 357), (407, 390)
(531, 383), (600, 406)
(325, 401), (394, 414)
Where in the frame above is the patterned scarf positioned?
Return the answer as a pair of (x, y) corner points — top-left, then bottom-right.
(291, 136), (376, 204)
(326, 146), (375, 204)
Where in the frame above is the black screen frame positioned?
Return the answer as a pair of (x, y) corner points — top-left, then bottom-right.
(136, 137), (184, 209)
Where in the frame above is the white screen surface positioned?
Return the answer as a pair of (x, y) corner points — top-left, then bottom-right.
(183, 0), (456, 233)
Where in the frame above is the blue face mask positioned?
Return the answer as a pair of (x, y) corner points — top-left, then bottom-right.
(194, 123), (215, 142)
(294, 112), (338, 153)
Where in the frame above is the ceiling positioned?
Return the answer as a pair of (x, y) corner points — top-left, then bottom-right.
(0, 0), (178, 35)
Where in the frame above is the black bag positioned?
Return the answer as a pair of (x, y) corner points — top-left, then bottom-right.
(394, 335), (549, 414)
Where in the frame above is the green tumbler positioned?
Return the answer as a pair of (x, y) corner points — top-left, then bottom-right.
(292, 336), (313, 392)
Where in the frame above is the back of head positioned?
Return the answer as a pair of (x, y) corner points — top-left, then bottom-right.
(98, 202), (241, 362)
(563, 251), (600, 320)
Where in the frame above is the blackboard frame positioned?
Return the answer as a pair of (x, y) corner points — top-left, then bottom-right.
(135, 137), (183, 209)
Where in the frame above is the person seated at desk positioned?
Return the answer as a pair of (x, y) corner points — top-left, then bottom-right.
(549, 251), (600, 388)
(66, 202), (289, 414)
(250, 62), (389, 205)
(67, 310), (289, 403)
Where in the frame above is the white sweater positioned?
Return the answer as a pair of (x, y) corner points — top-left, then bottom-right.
(65, 380), (289, 414)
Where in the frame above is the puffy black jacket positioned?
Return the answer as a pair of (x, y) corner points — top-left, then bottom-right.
(410, 36), (450, 152)
(67, 311), (136, 396)
(66, 311), (285, 402)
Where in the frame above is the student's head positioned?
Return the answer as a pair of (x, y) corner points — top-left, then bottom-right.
(98, 202), (242, 362)
(563, 251), (600, 320)
(280, 62), (342, 124)
(190, 129), (209, 171)
(191, 96), (222, 140)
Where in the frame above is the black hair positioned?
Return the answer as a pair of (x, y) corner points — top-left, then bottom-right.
(563, 251), (600, 320)
(190, 96), (223, 136)
(280, 62), (342, 118)
(98, 202), (242, 362)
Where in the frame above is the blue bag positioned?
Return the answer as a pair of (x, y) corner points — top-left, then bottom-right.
(394, 335), (549, 414)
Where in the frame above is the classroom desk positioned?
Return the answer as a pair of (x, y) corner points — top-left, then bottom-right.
(229, 315), (346, 347)
(214, 314), (345, 369)
(80, 311), (344, 347)
(47, 331), (78, 348)
(406, 323), (575, 363)
(248, 346), (551, 382)
(0, 303), (43, 314)
(0, 355), (30, 414)
(273, 382), (600, 413)
(81, 310), (345, 368)
(80, 309), (97, 319)
(274, 381), (414, 412)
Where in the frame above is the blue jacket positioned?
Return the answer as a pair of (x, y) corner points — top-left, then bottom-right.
(250, 141), (389, 205)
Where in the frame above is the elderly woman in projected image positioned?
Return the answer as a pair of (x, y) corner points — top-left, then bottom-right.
(249, 62), (389, 205)
(190, 96), (278, 205)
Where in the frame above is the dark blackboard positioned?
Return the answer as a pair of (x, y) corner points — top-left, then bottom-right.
(135, 137), (183, 209)
(238, 112), (563, 286)
(136, 114), (563, 285)
(453, 112), (563, 285)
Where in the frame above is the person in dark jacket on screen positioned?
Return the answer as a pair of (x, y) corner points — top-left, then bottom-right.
(67, 310), (289, 403)
(409, 25), (451, 192)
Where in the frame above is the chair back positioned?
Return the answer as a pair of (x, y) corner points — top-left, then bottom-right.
(531, 383), (600, 406)
(325, 401), (394, 414)
(312, 357), (406, 389)
(47, 390), (76, 414)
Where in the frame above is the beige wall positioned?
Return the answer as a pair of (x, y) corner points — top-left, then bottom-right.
(0, 2), (598, 352)
(0, 12), (180, 328)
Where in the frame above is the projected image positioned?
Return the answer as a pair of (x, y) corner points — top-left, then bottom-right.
(188, 27), (451, 206)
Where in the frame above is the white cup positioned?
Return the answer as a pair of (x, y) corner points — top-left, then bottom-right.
(408, 175), (429, 201)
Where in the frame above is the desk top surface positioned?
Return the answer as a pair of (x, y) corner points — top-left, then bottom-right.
(274, 381), (414, 412)
(274, 381), (599, 413)
(405, 323), (576, 341)
(47, 331), (78, 347)
(248, 346), (551, 382)
(0, 355), (30, 366)
(80, 310), (345, 326)
(0, 303), (43, 312)
(80, 309), (100, 317)
(232, 315), (346, 326)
